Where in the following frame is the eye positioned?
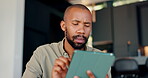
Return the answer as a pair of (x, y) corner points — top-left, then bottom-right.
(72, 22), (79, 25)
(84, 24), (90, 27)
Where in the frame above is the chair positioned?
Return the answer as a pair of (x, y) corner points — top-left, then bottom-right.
(146, 57), (148, 69)
(141, 57), (148, 78)
(114, 57), (139, 78)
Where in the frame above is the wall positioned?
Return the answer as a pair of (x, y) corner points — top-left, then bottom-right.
(0, 0), (24, 78)
(137, 3), (148, 46)
(92, 8), (112, 42)
(92, 1), (148, 57)
(22, 0), (71, 73)
(113, 4), (139, 57)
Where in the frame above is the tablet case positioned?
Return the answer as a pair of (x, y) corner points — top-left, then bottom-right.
(66, 50), (115, 78)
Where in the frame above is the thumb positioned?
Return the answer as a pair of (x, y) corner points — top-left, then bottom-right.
(74, 76), (80, 78)
(87, 70), (95, 78)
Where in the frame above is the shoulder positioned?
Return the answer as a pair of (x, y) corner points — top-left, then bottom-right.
(34, 41), (62, 55)
(38, 40), (62, 49)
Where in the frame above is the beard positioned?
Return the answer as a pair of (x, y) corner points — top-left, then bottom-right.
(65, 29), (88, 49)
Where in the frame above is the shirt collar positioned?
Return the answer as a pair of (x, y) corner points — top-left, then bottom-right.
(59, 38), (69, 58)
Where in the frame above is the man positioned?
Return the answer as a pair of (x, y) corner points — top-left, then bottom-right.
(22, 4), (111, 78)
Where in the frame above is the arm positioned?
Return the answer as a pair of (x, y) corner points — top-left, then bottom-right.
(22, 49), (42, 78)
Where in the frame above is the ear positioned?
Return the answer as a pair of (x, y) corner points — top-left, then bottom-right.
(60, 20), (66, 32)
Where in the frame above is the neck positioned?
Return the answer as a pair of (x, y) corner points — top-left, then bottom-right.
(64, 38), (84, 58)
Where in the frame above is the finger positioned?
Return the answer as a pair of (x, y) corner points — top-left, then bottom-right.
(86, 70), (95, 78)
(68, 58), (72, 62)
(55, 59), (67, 70)
(59, 56), (71, 67)
(106, 74), (109, 78)
(73, 76), (80, 78)
(53, 65), (63, 73)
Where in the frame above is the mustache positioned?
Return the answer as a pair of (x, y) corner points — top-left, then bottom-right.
(72, 35), (87, 40)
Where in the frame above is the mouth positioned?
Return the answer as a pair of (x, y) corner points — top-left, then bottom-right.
(74, 37), (85, 44)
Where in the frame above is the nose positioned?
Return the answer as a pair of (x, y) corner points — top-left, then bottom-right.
(76, 24), (85, 34)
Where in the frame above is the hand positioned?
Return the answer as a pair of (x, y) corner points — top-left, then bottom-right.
(73, 70), (109, 78)
(73, 70), (95, 78)
(52, 56), (71, 78)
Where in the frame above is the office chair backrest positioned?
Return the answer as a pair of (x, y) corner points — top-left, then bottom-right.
(146, 57), (148, 69)
(114, 58), (139, 78)
(114, 58), (139, 73)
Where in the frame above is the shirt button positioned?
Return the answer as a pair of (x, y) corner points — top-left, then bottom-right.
(63, 52), (69, 58)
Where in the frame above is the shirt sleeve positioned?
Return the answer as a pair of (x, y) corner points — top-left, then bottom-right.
(22, 48), (42, 78)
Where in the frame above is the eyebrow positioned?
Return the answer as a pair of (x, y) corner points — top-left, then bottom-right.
(72, 19), (80, 23)
(72, 19), (91, 24)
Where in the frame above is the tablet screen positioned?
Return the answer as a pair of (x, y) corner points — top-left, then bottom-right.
(66, 50), (115, 78)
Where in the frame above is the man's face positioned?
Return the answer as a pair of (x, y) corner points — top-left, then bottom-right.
(63, 7), (92, 49)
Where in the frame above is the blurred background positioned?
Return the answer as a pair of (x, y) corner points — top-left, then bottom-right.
(1, 0), (148, 78)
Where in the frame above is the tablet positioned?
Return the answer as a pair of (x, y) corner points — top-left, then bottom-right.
(66, 50), (115, 78)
